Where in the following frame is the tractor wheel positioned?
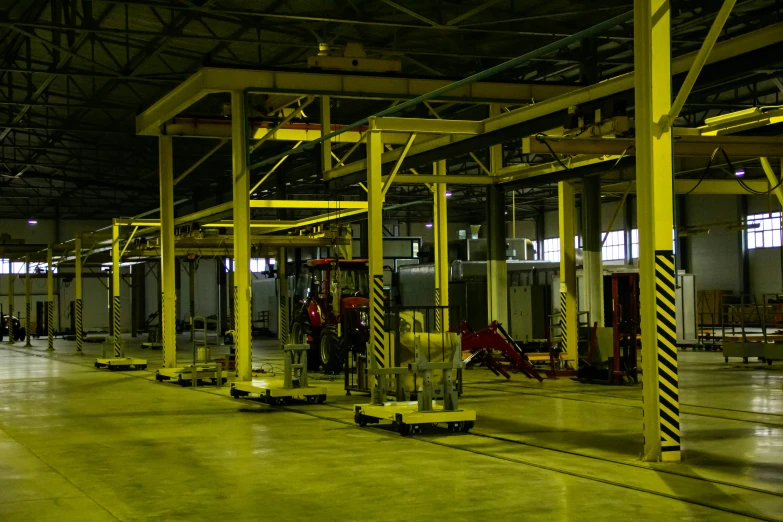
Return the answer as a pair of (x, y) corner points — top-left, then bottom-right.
(319, 325), (343, 373)
(290, 321), (306, 345)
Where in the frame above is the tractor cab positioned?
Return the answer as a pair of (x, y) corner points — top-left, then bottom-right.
(291, 259), (371, 372)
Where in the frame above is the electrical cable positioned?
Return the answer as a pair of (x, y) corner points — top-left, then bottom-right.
(682, 147), (722, 196)
(535, 133), (571, 171)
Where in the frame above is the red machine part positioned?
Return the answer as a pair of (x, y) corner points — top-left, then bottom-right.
(460, 321), (543, 382)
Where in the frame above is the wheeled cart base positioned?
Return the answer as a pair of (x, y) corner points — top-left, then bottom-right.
(230, 380), (326, 405)
(141, 342), (162, 350)
(155, 366), (227, 386)
(94, 357), (147, 371)
(354, 402), (476, 436)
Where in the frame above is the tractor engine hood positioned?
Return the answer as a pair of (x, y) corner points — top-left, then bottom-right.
(342, 297), (369, 309)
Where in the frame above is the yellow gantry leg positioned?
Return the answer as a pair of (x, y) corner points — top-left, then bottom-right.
(74, 235), (83, 354)
(278, 247), (288, 349)
(635, 0), (680, 462)
(434, 160), (449, 331)
(558, 182), (578, 367)
(24, 255), (31, 348)
(366, 117), (388, 402)
(232, 91), (253, 382)
(46, 245), (54, 352)
(486, 104), (508, 326)
(112, 221), (122, 357)
(159, 135), (177, 368)
(7, 267), (14, 345)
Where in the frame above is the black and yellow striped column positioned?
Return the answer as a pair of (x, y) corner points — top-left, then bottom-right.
(113, 296), (122, 357)
(558, 182), (577, 367)
(371, 275), (386, 369)
(75, 299), (83, 354)
(559, 291), (568, 350)
(635, 0), (680, 462)
(655, 251), (680, 459)
(278, 248), (288, 347)
(46, 245), (54, 352)
(24, 255), (31, 348)
(7, 273), (14, 345)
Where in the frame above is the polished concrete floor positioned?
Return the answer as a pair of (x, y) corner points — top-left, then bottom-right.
(1, 336), (782, 521)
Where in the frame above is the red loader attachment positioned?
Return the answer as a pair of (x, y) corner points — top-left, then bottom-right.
(460, 321), (543, 382)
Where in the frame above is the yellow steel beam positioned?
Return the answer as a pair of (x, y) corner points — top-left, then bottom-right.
(382, 133), (417, 197)
(111, 221), (122, 357)
(495, 154), (616, 183)
(46, 245), (54, 352)
(137, 68), (577, 136)
(249, 200), (367, 209)
(320, 95), (332, 174)
(760, 158), (783, 208)
(74, 236), (83, 354)
(250, 96), (314, 152)
(249, 140), (302, 194)
(434, 159), (449, 330)
(635, 0), (680, 463)
(384, 174), (495, 185)
(665, 0), (736, 128)
(174, 138), (228, 185)
(524, 135), (783, 157)
(699, 107), (783, 136)
(374, 116), (483, 135)
(601, 179), (772, 195)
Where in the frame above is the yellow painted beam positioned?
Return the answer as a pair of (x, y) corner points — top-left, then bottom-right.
(386, 174), (495, 185)
(159, 135), (177, 368)
(558, 182), (577, 368)
(601, 179), (772, 195)
(374, 116), (483, 135)
(760, 158), (783, 208)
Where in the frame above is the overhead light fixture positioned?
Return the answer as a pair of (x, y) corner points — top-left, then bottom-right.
(425, 223), (433, 228)
(27, 219), (37, 225)
(735, 169), (745, 177)
(444, 191), (452, 198)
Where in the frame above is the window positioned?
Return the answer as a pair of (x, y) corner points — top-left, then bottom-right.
(0, 260), (56, 274)
(602, 230), (625, 261)
(631, 229), (639, 259)
(747, 212), (782, 249)
(224, 258), (268, 273)
(542, 238), (560, 262)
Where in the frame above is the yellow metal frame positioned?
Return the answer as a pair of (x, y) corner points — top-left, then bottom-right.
(159, 135), (177, 368)
(558, 182), (577, 367)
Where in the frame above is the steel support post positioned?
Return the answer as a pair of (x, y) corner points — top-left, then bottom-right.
(75, 235), (83, 354)
(160, 135), (177, 368)
(278, 247), (288, 349)
(582, 176), (605, 327)
(24, 255), (31, 348)
(486, 184), (508, 326)
(367, 118), (389, 402)
(487, 103), (507, 325)
(558, 182), (578, 367)
(434, 160), (449, 331)
(112, 222), (122, 357)
(635, 0), (680, 462)
(46, 245), (54, 351)
(232, 91), (253, 382)
(320, 95), (332, 173)
(7, 267), (14, 345)
(189, 260), (196, 341)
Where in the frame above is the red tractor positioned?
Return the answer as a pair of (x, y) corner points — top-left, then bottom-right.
(290, 259), (371, 372)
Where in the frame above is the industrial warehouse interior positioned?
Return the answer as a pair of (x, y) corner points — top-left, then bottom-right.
(1, 0), (783, 520)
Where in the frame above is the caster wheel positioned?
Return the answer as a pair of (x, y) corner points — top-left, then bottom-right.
(398, 423), (411, 436)
(448, 422), (461, 433)
(318, 394), (326, 404)
(230, 388), (239, 398)
(355, 413), (368, 427)
(94, 362), (100, 368)
(461, 421), (474, 433)
(768, 360), (773, 366)
(743, 357), (749, 364)
(725, 357), (729, 363)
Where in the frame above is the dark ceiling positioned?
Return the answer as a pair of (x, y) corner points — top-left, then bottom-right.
(0, 0), (781, 224)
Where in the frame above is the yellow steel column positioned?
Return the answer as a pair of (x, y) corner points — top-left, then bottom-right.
(24, 255), (31, 348)
(111, 221), (122, 357)
(367, 117), (389, 400)
(7, 265), (14, 344)
(278, 247), (288, 349)
(635, 0), (680, 462)
(74, 235), (83, 354)
(232, 90), (253, 382)
(434, 160), (449, 330)
(160, 135), (177, 368)
(558, 182), (578, 367)
(46, 245), (54, 351)
(320, 95), (332, 173)
(487, 104), (508, 325)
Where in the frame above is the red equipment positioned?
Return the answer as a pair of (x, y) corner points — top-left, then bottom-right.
(460, 321), (543, 382)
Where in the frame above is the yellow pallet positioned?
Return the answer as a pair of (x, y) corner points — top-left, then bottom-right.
(94, 357), (147, 371)
(354, 401), (476, 435)
(230, 379), (326, 405)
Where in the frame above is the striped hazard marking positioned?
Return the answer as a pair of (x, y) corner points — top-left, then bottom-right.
(655, 250), (680, 460)
(371, 274), (386, 369)
(280, 295), (289, 346)
(559, 292), (568, 349)
(113, 296), (122, 357)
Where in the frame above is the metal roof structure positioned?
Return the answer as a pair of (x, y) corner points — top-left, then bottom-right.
(1, 0), (782, 223)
